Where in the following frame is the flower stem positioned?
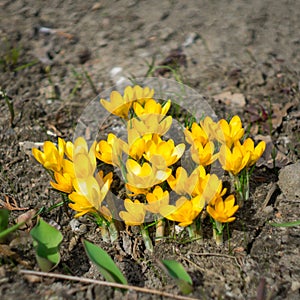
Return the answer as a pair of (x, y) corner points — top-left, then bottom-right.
(155, 218), (165, 243)
(231, 170), (250, 207)
(100, 222), (110, 243)
(108, 221), (118, 243)
(213, 228), (223, 246)
(140, 225), (153, 253)
(212, 220), (224, 246)
(187, 222), (203, 243)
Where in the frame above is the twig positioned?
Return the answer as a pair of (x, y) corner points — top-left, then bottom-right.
(179, 256), (224, 279)
(188, 252), (242, 269)
(0, 195), (28, 211)
(260, 183), (279, 210)
(19, 269), (199, 300)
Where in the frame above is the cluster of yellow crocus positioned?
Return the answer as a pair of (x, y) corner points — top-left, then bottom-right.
(32, 138), (74, 194)
(32, 137), (113, 219)
(184, 114), (265, 219)
(32, 85), (266, 247)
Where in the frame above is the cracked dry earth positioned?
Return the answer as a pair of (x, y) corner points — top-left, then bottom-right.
(0, 0), (300, 299)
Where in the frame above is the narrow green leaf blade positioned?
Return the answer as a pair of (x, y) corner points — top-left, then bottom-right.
(161, 259), (193, 295)
(0, 209), (10, 233)
(0, 209), (10, 242)
(30, 218), (63, 272)
(270, 220), (300, 227)
(83, 239), (127, 285)
(0, 209), (30, 241)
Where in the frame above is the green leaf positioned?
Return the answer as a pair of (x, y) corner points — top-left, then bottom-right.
(0, 209), (10, 232)
(0, 209), (30, 242)
(0, 209), (10, 242)
(270, 220), (300, 227)
(30, 218), (63, 272)
(83, 239), (127, 285)
(160, 259), (193, 295)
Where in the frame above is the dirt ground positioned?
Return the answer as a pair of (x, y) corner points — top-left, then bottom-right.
(0, 0), (300, 299)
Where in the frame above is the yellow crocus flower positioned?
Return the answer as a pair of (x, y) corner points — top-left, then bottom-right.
(69, 174), (112, 217)
(167, 167), (199, 196)
(133, 99), (171, 117)
(73, 138), (97, 179)
(125, 184), (150, 196)
(100, 90), (132, 119)
(119, 199), (146, 226)
(215, 115), (244, 147)
(239, 138), (266, 167)
(95, 133), (127, 167)
(50, 171), (73, 194)
(160, 195), (205, 227)
(199, 116), (218, 141)
(32, 138), (65, 172)
(65, 141), (74, 161)
(68, 193), (96, 217)
(184, 117), (218, 146)
(126, 159), (172, 189)
(202, 174), (227, 205)
(192, 166), (227, 205)
(207, 195), (239, 223)
(144, 137), (185, 167)
(73, 136), (89, 156)
(128, 136), (146, 161)
(123, 85), (154, 106)
(127, 128), (154, 160)
(129, 114), (172, 137)
(50, 158), (75, 193)
(145, 186), (169, 214)
(69, 138), (113, 217)
(218, 144), (250, 175)
(61, 158), (75, 177)
(190, 140), (218, 167)
(96, 170), (113, 188)
(184, 122), (209, 146)
(100, 85), (154, 119)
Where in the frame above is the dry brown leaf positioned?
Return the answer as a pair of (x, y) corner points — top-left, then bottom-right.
(0, 195), (29, 211)
(271, 101), (297, 131)
(213, 91), (246, 107)
(23, 274), (42, 283)
(255, 135), (291, 168)
(92, 2), (102, 11)
(15, 209), (36, 229)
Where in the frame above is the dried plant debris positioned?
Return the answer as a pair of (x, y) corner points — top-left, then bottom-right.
(155, 48), (187, 76)
(246, 100), (298, 135)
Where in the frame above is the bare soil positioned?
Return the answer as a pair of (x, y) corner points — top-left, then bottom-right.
(0, 0), (299, 299)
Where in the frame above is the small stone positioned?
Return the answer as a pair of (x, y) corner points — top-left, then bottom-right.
(78, 47), (91, 64)
(79, 224), (87, 234)
(250, 69), (265, 86)
(23, 274), (42, 283)
(281, 234), (289, 244)
(278, 162), (300, 199)
(291, 281), (300, 291)
(262, 206), (274, 215)
(160, 27), (174, 41)
(110, 66), (123, 77)
(91, 2), (102, 11)
(69, 219), (81, 232)
(213, 91), (246, 107)
(183, 32), (199, 47)
(0, 266), (6, 277)
(68, 236), (78, 251)
(230, 93), (246, 107)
